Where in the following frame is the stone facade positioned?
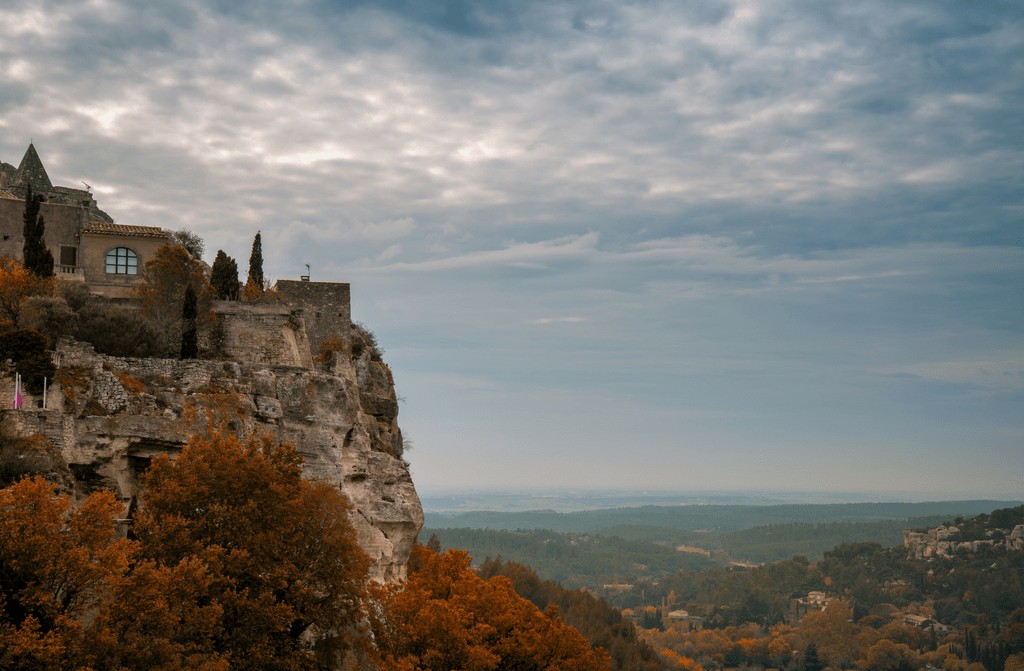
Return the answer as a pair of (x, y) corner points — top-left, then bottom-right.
(1, 143), (168, 297)
(275, 280), (352, 355)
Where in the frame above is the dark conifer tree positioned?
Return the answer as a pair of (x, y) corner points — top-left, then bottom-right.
(210, 250), (240, 300)
(247, 231), (264, 290)
(180, 284), (198, 359)
(803, 642), (824, 671)
(22, 182), (54, 277)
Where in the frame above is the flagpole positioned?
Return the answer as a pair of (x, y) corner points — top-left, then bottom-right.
(43, 376), (47, 410)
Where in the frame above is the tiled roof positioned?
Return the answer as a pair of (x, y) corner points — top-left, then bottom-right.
(81, 222), (169, 238)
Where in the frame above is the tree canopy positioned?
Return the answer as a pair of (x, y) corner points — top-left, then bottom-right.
(0, 257), (53, 330)
(370, 544), (610, 671)
(0, 428), (373, 670)
(210, 250), (240, 300)
(133, 243), (215, 357)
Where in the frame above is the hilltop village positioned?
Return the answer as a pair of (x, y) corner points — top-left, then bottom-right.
(1, 143), (623, 671)
(1, 143), (424, 582)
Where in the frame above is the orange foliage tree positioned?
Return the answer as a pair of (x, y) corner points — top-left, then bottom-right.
(0, 477), (133, 670)
(1, 426), (372, 671)
(120, 428), (371, 670)
(133, 243), (216, 357)
(370, 544), (611, 671)
(0, 257), (53, 329)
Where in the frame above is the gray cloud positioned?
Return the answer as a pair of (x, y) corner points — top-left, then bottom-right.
(1, 0), (1021, 495)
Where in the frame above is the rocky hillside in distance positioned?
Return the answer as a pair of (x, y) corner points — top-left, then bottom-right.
(904, 505), (1024, 559)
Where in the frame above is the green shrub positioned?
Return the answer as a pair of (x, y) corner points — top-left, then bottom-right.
(75, 302), (164, 358)
(21, 295), (79, 347)
(0, 329), (55, 394)
(351, 322), (383, 361)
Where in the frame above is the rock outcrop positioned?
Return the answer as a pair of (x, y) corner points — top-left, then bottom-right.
(3, 311), (423, 582)
(904, 523), (1024, 560)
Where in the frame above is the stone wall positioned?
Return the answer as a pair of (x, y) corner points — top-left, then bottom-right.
(211, 300), (314, 368)
(0, 194), (88, 276)
(275, 280), (351, 355)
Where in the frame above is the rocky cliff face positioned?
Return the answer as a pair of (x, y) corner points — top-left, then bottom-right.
(903, 523), (1024, 560)
(6, 336), (423, 582)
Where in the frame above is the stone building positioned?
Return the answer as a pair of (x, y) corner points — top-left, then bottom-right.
(1, 143), (168, 297)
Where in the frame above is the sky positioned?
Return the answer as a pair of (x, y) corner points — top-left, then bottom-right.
(1, 0), (1021, 500)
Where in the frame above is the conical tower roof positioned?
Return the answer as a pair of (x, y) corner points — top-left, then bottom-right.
(14, 142), (53, 192)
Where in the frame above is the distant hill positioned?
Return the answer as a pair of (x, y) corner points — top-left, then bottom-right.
(423, 500), (1022, 588)
(425, 500), (1020, 534)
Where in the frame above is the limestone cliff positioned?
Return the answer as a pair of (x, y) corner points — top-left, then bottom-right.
(3, 302), (423, 582)
(903, 522), (1024, 560)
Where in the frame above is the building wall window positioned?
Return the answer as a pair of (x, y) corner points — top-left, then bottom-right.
(105, 247), (138, 275)
(59, 246), (78, 267)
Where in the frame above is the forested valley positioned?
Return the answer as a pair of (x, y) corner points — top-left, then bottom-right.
(426, 504), (1024, 671)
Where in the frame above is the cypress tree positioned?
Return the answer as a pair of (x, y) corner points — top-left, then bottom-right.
(22, 182), (54, 277)
(247, 231), (264, 290)
(211, 250), (240, 300)
(180, 284), (198, 359)
(803, 643), (823, 671)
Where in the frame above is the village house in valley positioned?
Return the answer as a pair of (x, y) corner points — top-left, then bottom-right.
(1, 142), (169, 297)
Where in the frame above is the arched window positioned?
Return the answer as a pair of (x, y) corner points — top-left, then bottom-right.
(105, 247), (139, 275)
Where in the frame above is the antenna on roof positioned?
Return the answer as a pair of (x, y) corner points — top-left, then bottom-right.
(81, 181), (91, 192)
(301, 263), (311, 282)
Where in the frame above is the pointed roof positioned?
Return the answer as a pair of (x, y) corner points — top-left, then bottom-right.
(14, 142), (53, 192)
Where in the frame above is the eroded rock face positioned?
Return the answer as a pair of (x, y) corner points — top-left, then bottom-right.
(21, 338), (422, 582)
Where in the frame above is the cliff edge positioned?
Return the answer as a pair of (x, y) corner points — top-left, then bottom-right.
(2, 295), (423, 582)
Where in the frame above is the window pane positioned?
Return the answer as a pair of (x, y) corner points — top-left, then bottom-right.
(60, 246), (77, 266)
(105, 247), (138, 275)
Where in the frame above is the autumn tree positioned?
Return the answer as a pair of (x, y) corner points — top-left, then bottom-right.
(798, 600), (863, 668)
(210, 250), (240, 300)
(133, 244), (215, 357)
(0, 257), (53, 329)
(129, 428), (371, 669)
(0, 427), (66, 488)
(371, 544), (610, 671)
(861, 639), (920, 671)
(85, 557), (229, 671)
(22, 182), (54, 277)
(480, 557), (664, 671)
(0, 477), (133, 670)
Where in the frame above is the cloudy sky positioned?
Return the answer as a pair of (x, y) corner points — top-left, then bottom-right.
(2, 0), (1021, 499)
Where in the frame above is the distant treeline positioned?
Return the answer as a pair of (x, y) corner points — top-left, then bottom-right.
(423, 501), (1020, 589)
(424, 500), (1019, 534)
(424, 527), (712, 588)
